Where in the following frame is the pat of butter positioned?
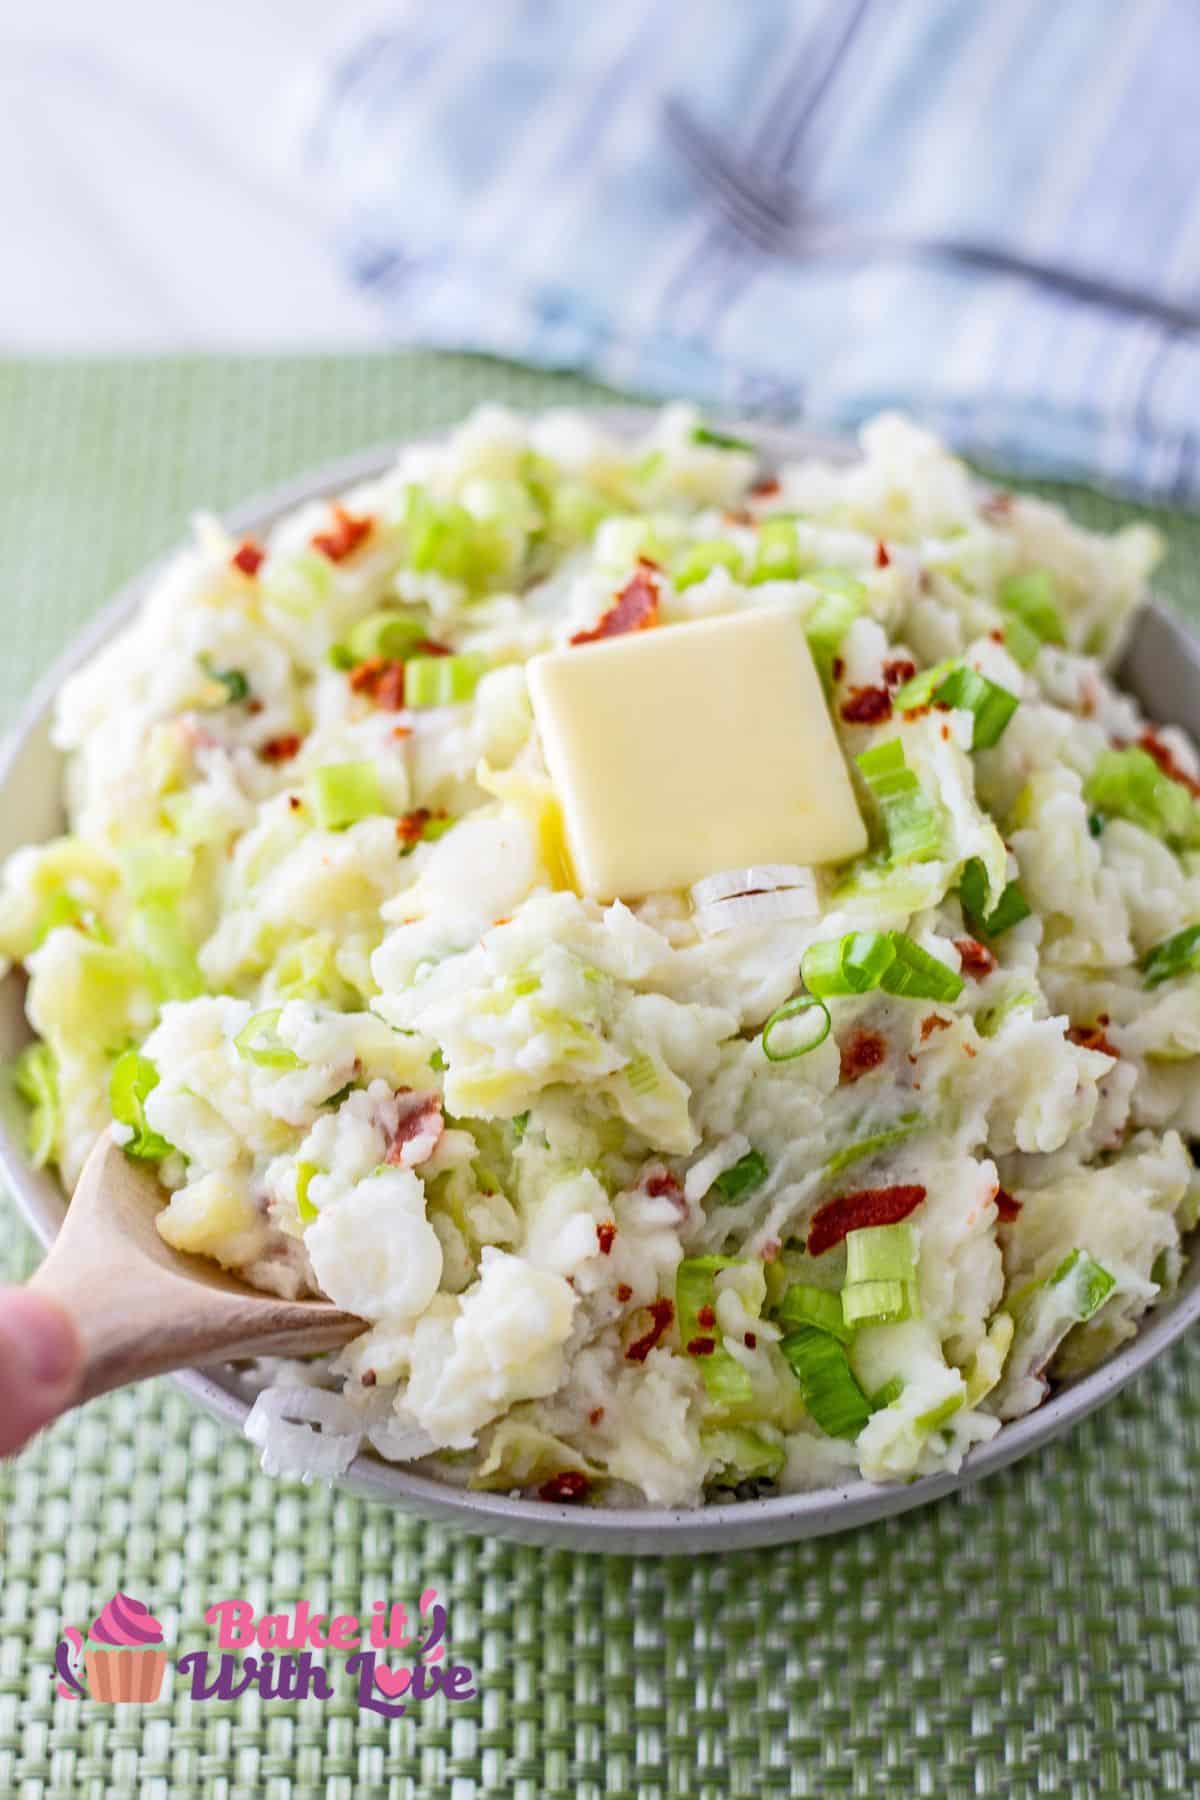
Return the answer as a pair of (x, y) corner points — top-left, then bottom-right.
(527, 609), (867, 900)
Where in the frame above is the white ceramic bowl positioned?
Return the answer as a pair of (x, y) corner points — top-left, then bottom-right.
(3, 415), (1198, 1554)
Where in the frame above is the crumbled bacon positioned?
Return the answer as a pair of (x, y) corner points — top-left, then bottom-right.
(383, 1091), (444, 1169)
(625, 1298), (674, 1362)
(570, 561), (660, 645)
(994, 1187), (1022, 1223)
(1135, 729), (1200, 798)
(312, 505), (373, 563)
(597, 1222), (617, 1255)
(396, 808), (446, 849)
(686, 1337), (717, 1357)
(697, 1304), (715, 1328)
(414, 637), (453, 658)
(538, 1471), (589, 1504)
(920, 1013), (951, 1041)
(231, 539), (265, 577)
(744, 1331), (757, 1349)
(875, 541), (891, 568)
(840, 685), (893, 725)
(588, 1406), (605, 1427)
(260, 734), (301, 763)
(955, 937), (996, 980)
(749, 475), (781, 499)
(349, 656), (406, 710)
(361, 1369), (377, 1387)
(883, 657), (916, 688)
(1067, 1023), (1121, 1059)
(644, 1171), (681, 1199)
(616, 1283), (633, 1303)
(807, 1184), (927, 1257)
(831, 657), (845, 682)
(839, 1028), (887, 1085)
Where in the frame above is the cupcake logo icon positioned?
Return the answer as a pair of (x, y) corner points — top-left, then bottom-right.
(55, 1594), (168, 1704)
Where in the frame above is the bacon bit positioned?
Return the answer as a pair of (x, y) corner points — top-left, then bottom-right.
(246, 697), (264, 716)
(588, 1407), (605, 1427)
(644, 1171), (682, 1199)
(994, 1187), (1022, 1223)
(1136, 729), (1200, 798)
(750, 475), (781, 499)
(963, 1044), (976, 1058)
(288, 794), (302, 811)
(392, 724), (412, 740)
(396, 808), (433, 848)
(570, 562), (660, 645)
(743, 1331), (757, 1349)
(921, 1014), (951, 1041)
(414, 637), (453, 658)
(361, 1369), (377, 1388)
(1067, 1023), (1121, 1059)
(597, 1222), (617, 1255)
(840, 685), (893, 725)
(312, 504), (373, 563)
(956, 937), (996, 980)
(231, 539), (265, 577)
(260, 734), (301, 764)
(981, 490), (1014, 520)
(940, 722), (951, 741)
(839, 1028), (887, 1085)
(883, 657), (916, 688)
(697, 1305), (715, 1328)
(807, 1184), (927, 1257)
(989, 628), (1005, 644)
(538, 1470), (589, 1504)
(626, 1298), (674, 1363)
(875, 541), (891, 568)
(383, 1092), (444, 1169)
(349, 656), (406, 710)
(723, 507), (754, 527)
(831, 656), (846, 682)
(686, 1337), (717, 1357)
(616, 1283), (633, 1303)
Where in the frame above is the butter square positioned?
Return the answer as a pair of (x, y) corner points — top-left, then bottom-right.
(527, 609), (867, 900)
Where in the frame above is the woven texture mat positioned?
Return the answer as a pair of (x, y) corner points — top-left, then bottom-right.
(1, 355), (1199, 1800)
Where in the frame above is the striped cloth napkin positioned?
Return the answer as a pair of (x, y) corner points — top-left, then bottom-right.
(310, 0), (1200, 500)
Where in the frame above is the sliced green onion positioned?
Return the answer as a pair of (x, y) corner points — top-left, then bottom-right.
(1142, 923), (1200, 989)
(309, 762), (384, 831)
(855, 739), (941, 862)
(998, 569), (1066, 648)
(404, 652), (488, 709)
(761, 995), (831, 1062)
(676, 1256), (755, 1408)
(511, 1110), (531, 1141)
(800, 931), (963, 1004)
(750, 518), (802, 585)
(779, 1326), (872, 1439)
(691, 424), (753, 452)
(803, 585), (863, 684)
(845, 1222), (918, 1285)
(235, 1008), (302, 1070)
(674, 540), (743, 591)
(33, 890), (107, 947)
(295, 1160), (319, 1225)
(200, 659), (250, 704)
(701, 1426), (785, 1486)
(120, 839), (194, 902)
(14, 1041), (60, 1168)
(340, 609), (427, 666)
(109, 1049), (174, 1161)
(869, 1376), (905, 1410)
(998, 613), (1042, 669)
(808, 567), (866, 599)
(959, 857), (1032, 938)
(894, 660), (1019, 750)
(1084, 747), (1200, 851)
(914, 1393), (963, 1433)
(429, 1048), (447, 1073)
(776, 1283), (852, 1343)
(129, 901), (205, 1002)
(801, 930), (896, 997)
(711, 1148), (768, 1204)
(403, 486), (510, 594)
(825, 1112), (923, 1177)
(841, 1279), (918, 1327)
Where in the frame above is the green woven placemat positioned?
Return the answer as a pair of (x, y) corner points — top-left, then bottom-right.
(1, 354), (1199, 1800)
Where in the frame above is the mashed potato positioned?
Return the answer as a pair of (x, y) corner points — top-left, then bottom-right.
(5, 404), (1196, 1505)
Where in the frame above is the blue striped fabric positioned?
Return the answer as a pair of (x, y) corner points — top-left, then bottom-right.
(310, 0), (1200, 500)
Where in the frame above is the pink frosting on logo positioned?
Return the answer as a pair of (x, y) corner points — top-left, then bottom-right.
(89, 1593), (164, 1647)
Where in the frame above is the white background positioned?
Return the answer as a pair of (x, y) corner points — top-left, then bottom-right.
(1, 1), (387, 348)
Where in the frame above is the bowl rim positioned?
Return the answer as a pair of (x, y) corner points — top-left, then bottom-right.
(3, 408), (1197, 1553)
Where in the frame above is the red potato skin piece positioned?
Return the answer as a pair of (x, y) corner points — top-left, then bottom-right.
(625, 1298), (674, 1363)
(994, 1187), (1022, 1223)
(231, 540), (265, 577)
(260, 734), (302, 763)
(597, 1222), (617, 1255)
(537, 1471), (589, 1504)
(349, 657), (406, 709)
(570, 562), (660, 645)
(383, 1093), (444, 1166)
(875, 541), (891, 568)
(312, 505), (373, 562)
(839, 1028), (887, 1085)
(840, 685), (893, 725)
(806, 1185), (927, 1257)
(955, 937), (996, 979)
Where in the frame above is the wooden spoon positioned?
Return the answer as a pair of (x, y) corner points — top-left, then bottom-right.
(28, 1129), (362, 1404)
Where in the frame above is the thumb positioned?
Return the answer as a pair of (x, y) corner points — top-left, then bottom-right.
(0, 1289), (82, 1455)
